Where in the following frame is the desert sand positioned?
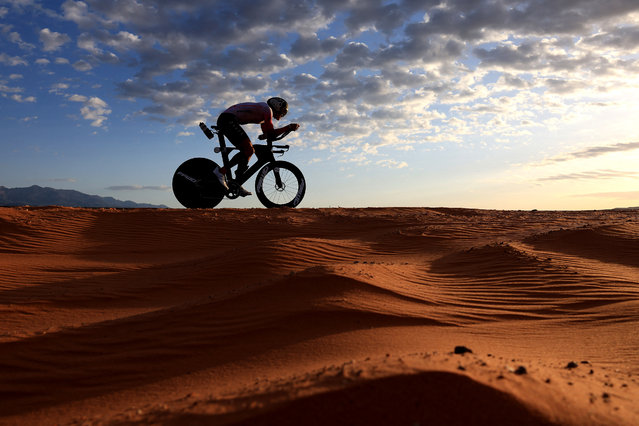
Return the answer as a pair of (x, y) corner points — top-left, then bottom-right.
(1, 206), (638, 425)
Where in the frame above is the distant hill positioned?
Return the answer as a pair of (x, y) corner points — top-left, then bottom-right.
(0, 185), (168, 208)
(612, 206), (639, 211)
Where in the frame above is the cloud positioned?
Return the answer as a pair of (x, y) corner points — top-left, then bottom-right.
(567, 141), (639, 159)
(117, 79), (207, 123)
(106, 185), (170, 191)
(290, 34), (342, 58)
(537, 169), (639, 182)
(49, 82), (69, 94)
(69, 95), (111, 127)
(415, 1), (639, 40)
(72, 59), (93, 71)
(39, 28), (71, 51)
(344, 1), (410, 35)
(61, 2), (639, 103)
(62, 0), (111, 29)
(2, 76), (37, 102)
(10, 94), (36, 102)
(7, 0), (639, 168)
(68, 94), (87, 102)
(0, 52), (27, 66)
(336, 42), (372, 69)
(0, 80), (22, 93)
(81, 97), (111, 127)
(8, 29), (36, 49)
(376, 159), (408, 169)
(374, 33), (465, 65)
(474, 42), (540, 69)
(540, 141), (639, 165)
(582, 25), (639, 50)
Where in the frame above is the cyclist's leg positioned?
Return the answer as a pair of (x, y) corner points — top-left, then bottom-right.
(231, 141), (255, 179)
(216, 113), (253, 176)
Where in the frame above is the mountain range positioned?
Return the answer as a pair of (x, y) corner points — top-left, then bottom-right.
(0, 185), (168, 208)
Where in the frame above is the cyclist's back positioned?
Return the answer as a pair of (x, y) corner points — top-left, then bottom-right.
(223, 102), (272, 128)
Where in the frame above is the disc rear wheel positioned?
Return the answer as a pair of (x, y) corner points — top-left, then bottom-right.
(172, 157), (224, 208)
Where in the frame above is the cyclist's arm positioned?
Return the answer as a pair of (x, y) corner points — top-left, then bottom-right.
(261, 122), (300, 139)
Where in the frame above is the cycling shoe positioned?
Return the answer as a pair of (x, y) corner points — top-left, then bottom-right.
(238, 186), (252, 197)
(213, 166), (229, 191)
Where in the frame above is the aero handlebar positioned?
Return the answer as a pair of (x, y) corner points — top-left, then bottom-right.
(258, 130), (291, 142)
(199, 121), (292, 143)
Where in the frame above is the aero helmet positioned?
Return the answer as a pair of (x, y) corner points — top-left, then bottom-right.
(267, 97), (288, 118)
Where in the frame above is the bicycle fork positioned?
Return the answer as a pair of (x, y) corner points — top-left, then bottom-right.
(272, 167), (284, 189)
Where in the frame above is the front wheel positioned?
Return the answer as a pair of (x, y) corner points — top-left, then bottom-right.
(255, 161), (306, 208)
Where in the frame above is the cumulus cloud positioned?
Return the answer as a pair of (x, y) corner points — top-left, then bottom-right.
(582, 25), (639, 50)
(5, 0), (639, 168)
(0, 80), (22, 94)
(68, 94), (87, 102)
(8, 28), (35, 50)
(105, 31), (142, 51)
(49, 82), (69, 94)
(69, 94), (111, 127)
(62, 0), (111, 29)
(0, 52), (27, 66)
(290, 34), (342, 58)
(81, 97), (111, 127)
(39, 28), (71, 51)
(51, 1), (638, 119)
(118, 78), (206, 122)
(72, 59), (93, 71)
(11, 94), (36, 102)
(376, 159), (408, 169)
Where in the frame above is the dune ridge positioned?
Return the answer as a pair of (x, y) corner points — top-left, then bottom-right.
(0, 206), (638, 425)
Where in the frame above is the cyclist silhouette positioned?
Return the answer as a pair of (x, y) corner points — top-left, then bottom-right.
(214, 97), (300, 196)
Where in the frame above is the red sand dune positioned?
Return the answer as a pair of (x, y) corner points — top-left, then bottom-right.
(0, 206), (638, 425)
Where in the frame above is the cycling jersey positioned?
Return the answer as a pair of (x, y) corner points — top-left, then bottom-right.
(222, 102), (275, 134)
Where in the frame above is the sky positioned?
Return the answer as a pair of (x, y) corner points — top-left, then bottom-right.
(1, 0), (639, 210)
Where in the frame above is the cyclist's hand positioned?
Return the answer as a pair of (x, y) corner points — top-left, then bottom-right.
(288, 123), (300, 131)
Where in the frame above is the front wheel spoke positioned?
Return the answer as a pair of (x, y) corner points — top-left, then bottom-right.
(263, 171), (298, 203)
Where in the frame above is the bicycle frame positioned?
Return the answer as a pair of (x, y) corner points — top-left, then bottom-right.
(201, 123), (290, 187)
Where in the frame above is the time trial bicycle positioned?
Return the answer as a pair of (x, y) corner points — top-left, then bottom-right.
(172, 122), (306, 208)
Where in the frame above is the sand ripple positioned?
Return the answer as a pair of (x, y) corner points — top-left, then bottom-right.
(1, 207), (638, 425)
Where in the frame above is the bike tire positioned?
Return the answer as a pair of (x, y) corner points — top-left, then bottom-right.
(255, 160), (306, 208)
(172, 157), (224, 208)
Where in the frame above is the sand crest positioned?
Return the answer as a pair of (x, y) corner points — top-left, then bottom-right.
(0, 207), (638, 425)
